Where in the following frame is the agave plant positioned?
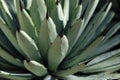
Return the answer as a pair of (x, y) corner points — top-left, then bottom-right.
(0, 0), (120, 80)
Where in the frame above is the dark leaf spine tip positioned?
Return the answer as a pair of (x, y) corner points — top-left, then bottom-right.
(56, 0), (60, 5)
(15, 21), (20, 32)
(11, 10), (21, 32)
(80, 3), (88, 19)
(60, 27), (64, 37)
(46, 11), (49, 19)
(104, 0), (111, 11)
(79, 0), (82, 5)
(13, 17), (20, 32)
(20, 0), (24, 11)
(25, 58), (30, 62)
(104, 2), (110, 11)
(16, 26), (20, 32)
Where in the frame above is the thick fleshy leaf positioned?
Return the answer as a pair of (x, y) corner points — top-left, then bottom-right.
(67, 19), (84, 52)
(24, 60), (47, 77)
(0, 30), (21, 57)
(0, 0), (14, 31)
(83, 0), (99, 27)
(44, 75), (52, 80)
(0, 0), (120, 79)
(73, 2), (112, 52)
(28, 0), (41, 31)
(56, 1), (69, 28)
(14, 0), (36, 42)
(45, 0), (56, 13)
(48, 35), (69, 71)
(104, 22), (120, 41)
(56, 63), (86, 77)
(96, 11), (115, 36)
(38, 17), (57, 60)
(16, 30), (41, 61)
(72, 35), (120, 64)
(0, 17), (22, 54)
(26, 0), (32, 9)
(81, 0), (89, 16)
(37, 0), (47, 21)
(0, 47), (23, 67)
(49, 2), (63, 34)
(0, 70), (33, 80)
(57, 2), (64, 22)
(65, 74), (120, 80)
(64, 0), (79, 31)
(81, 56), (120, 73)
(0, 60), (20, 70)
(94, 35), (120, 55)
(69, 0), (79, 19)
(63, 0), (69, 27)
(72, 5), (82, 24)
(87, 49), (120, 66)
(83, 2), (112, 43)
(62, 36), (104, 68)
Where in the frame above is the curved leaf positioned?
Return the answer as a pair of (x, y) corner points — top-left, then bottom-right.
(24, 60), (47, 77)
(48, 35), (69, 72)
(16, 30), (41, 61)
